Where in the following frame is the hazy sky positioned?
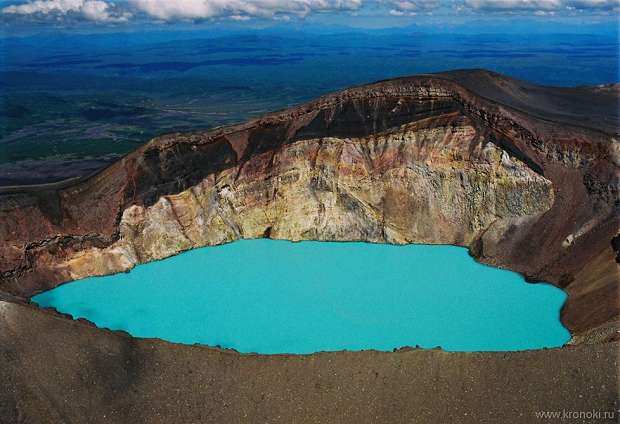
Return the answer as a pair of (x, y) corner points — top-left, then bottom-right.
(0, 0), (618, 30)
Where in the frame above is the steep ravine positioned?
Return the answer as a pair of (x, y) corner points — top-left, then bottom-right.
(0, 70), (618, 342)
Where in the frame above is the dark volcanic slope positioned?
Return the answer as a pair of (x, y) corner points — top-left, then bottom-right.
(0, 69), (618, 424)
(437, 69), (619, 135)
(1, 69), (617, 335)
(1, 299), (618, 424)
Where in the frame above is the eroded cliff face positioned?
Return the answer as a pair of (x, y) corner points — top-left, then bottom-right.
(59, 113), (553, 276)
(0, 71), (617, 340)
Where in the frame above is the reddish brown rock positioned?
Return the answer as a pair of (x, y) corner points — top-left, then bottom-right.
(1, 70), (617, 337)
(0, 69), (618, 424)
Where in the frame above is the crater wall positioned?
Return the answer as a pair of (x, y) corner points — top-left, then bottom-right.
(0, 71), (617, 339)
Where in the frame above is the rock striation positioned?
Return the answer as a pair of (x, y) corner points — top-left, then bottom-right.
(0, 69), (618, 423)
(1, 69), (617, 338)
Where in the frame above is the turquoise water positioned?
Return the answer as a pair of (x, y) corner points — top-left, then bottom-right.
(33, 240), (570, 353)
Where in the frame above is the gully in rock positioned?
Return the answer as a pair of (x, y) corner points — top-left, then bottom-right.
(1, 69), (618, 424)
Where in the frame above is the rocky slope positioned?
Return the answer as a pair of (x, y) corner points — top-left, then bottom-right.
(1, 298), (617, 424)
(1, 70), (617, 339)
(0, 69), (618, 424)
